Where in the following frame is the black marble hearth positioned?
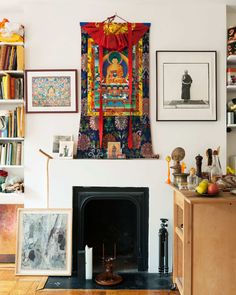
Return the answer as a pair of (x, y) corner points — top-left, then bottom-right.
(44, 273), (173, 290)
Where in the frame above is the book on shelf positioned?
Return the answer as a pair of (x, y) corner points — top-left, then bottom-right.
(0, 106), (24, 138)
(0, 44), (24, 71)
(0, 75), (23, 100)
(0, 141), (22, 166)
(2, 74), (10, 98)
(16, 46), (24, 71)
(0, 144), (6, 165)
(16, 142), (22, 165)
(10, 76), (15, 98)
(9, 46), (16, 71)
(4, 46), (11, 70)
(20, 105), (24, 137)
(0, 45), (7, 70)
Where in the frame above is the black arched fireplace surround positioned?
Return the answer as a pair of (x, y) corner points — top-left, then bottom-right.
(72, 186), (149, 273)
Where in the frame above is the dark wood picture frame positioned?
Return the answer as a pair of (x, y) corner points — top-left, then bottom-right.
(25, 69), (78, 113)
(156, 50), (217, 121)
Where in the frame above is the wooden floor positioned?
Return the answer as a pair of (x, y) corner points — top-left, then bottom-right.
(0, 266), (180, 295)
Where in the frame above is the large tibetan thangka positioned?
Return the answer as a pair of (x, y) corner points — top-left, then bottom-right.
(77, 21), (154, 159)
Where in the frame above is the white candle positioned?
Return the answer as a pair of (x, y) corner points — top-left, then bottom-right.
(85, 245), (93, 280)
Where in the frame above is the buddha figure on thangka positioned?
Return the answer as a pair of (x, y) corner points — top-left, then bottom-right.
(88, 44), (142, 117)
(101, 51), (129, 109)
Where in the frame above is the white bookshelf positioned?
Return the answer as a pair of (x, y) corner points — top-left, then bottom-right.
(227, 85), (236, 91)
(0, 137), (24, 141)
(0, 100), (24, 104)
(0, 70), (24, 75)
(0, 193), (24, 204)
(0, 42), (24, 46)
(0, 165), (23, 168)
(227, 55), (236, 63)
(0, 39), (25, 201)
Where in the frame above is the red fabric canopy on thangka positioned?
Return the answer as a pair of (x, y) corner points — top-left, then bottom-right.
(82, 22), (149, 51)
(77, 21), (155, 159)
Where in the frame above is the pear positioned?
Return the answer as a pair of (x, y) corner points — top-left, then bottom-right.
(196, 180), (208, 194)
(196, 185), (208, 194)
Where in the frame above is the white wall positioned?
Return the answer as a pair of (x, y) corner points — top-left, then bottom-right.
(1, 0), (227, 272)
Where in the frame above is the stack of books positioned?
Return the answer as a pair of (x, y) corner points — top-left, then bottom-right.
(227, 27), (236, 56)
(0, 74), (23, 99)
(0, 106), (25, 138)
(0, 45), (24, 71)
(0, 141), (23, 165)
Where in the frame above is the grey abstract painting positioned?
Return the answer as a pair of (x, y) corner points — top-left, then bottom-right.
(16, 209), (72, 275)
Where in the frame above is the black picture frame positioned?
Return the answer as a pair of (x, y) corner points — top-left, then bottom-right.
(156, 50), (217, 121)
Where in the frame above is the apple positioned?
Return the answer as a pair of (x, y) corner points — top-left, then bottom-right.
(207, 183), (219, 195)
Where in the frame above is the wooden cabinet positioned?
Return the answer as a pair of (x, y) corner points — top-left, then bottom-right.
(172, 186), (236, 295)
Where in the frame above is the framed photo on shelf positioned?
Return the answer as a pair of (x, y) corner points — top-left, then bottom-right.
(16, 208), (72, 276)
(25, 69), (78, 113)
(52, 135), (73, 154)
(58, 141), (74, 159)
(156, 51), (217, 121)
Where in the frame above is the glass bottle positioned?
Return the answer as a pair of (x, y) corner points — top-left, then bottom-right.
(187, 167), (199, 190)
(210, 154), (223, 183)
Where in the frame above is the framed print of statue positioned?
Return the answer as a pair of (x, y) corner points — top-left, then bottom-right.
(156, 51), (217, 121)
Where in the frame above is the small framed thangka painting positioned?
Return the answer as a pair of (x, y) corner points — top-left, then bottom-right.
(156, 51), (217, 121)
(25, 70), (78, 113)
(16, 208), (72, 276)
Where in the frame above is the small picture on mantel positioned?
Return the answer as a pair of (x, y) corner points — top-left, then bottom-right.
(107, 142), (121, 159)
(52, 135), (73, 154)
(58, 141), (74, 159)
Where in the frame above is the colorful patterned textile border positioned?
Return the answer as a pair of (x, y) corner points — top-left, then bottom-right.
(77, 22), (154, 159)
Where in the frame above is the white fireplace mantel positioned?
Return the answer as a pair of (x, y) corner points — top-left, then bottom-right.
(25, 158), (173, 273)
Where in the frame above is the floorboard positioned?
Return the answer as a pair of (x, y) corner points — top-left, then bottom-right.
(38, 291), (179, 295)
(0, 268), (180, 295)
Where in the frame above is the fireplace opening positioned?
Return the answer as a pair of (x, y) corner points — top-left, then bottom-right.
(73, 186), (149, 273)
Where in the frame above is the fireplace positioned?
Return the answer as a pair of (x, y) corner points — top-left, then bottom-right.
(72, 186), (149, 273)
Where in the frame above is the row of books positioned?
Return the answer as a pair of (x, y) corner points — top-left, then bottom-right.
(0, 106), (25, 138)
(0, 45), (24, 71)
(0, 142), (23, 166)
(0, 74), (23, 99)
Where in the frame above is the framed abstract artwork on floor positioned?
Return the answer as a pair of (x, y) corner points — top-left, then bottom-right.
(16, 208), (72, 275)
(156, 51), (217, 121)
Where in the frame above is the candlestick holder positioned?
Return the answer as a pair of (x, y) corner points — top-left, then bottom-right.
(95, 243), (122, 286)
(165, 155), (171, 184)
